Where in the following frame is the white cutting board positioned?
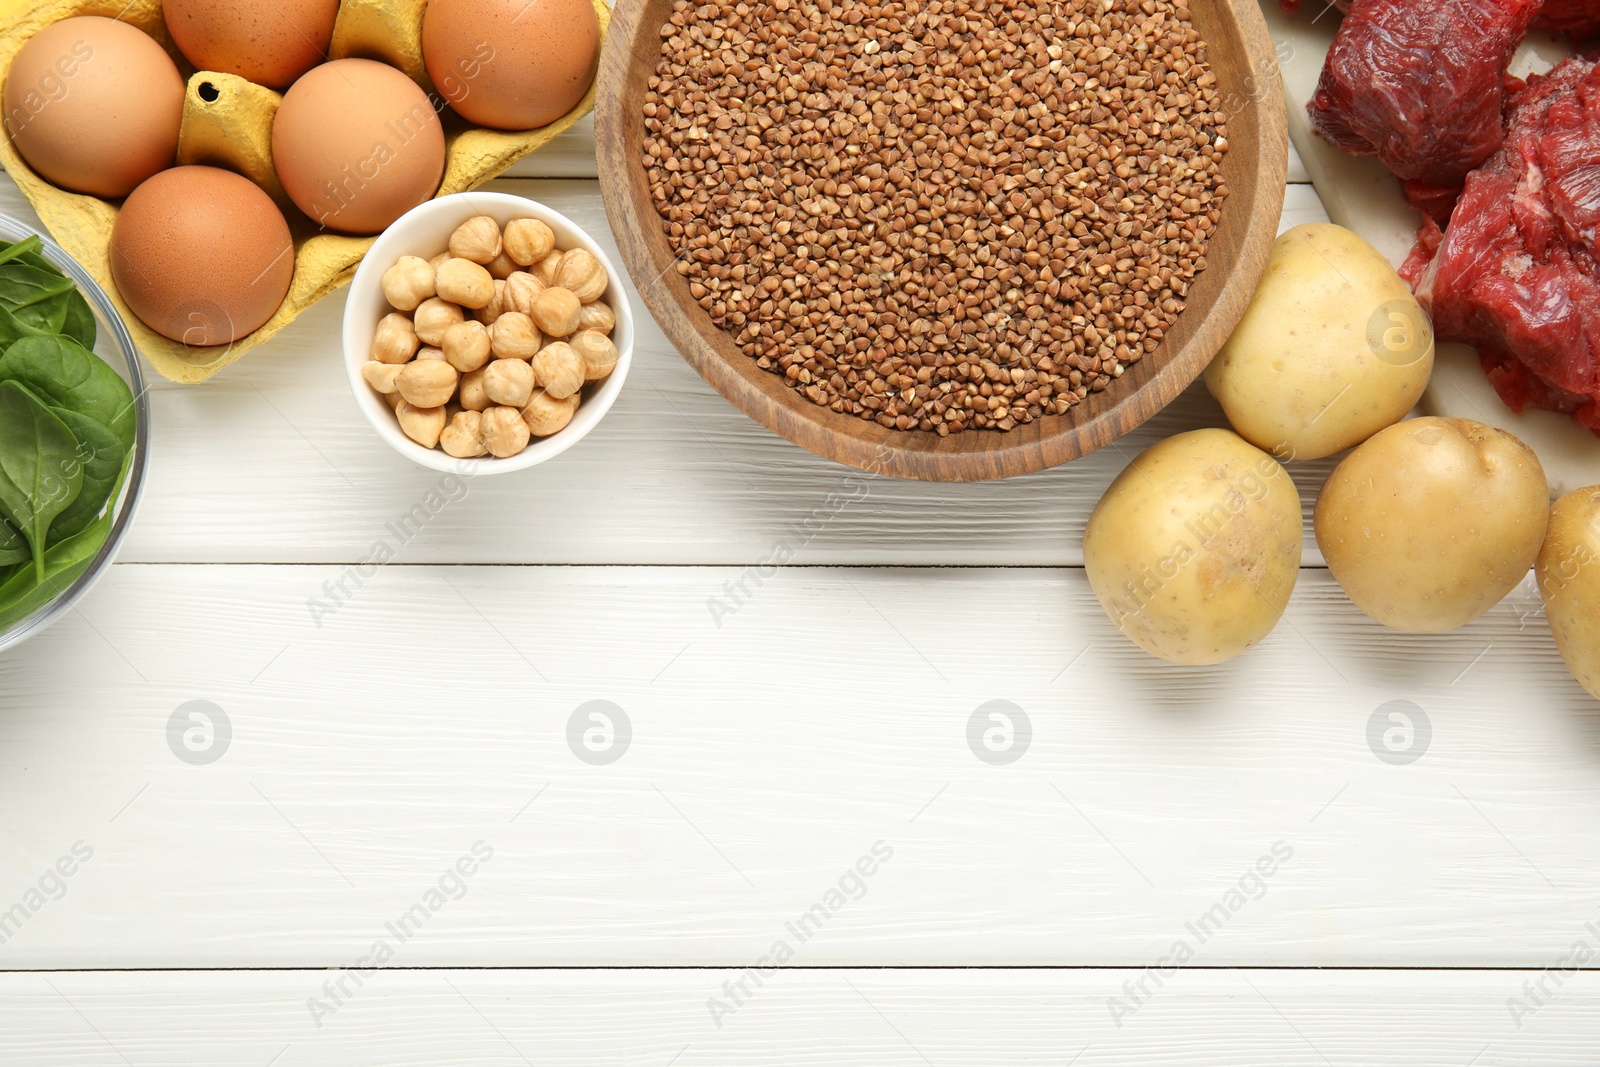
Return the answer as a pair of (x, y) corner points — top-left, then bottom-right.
(1259, 0), (1598, 495)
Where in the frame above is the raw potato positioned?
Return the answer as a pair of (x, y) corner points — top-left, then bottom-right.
(1083, 429), (1303, 665)
(1315, 417), (1550, 633)
(1536, 487), (1600, 702)
(1205, 224), (1434, 461)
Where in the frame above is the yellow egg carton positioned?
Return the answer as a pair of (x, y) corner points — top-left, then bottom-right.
(0, 0), (609, 383)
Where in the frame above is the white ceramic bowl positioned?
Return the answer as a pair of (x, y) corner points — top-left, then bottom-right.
(343, 192), (633, 474)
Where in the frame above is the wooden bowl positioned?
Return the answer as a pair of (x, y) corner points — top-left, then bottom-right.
(596, 0), (1286, 481)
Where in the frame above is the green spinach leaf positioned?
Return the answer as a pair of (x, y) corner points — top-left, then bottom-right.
(0, 304), (50, 349)
(0, 382), (83, 580)
(0, 518), (27, 566)
(46, 408), (125, 543)
(0, 236), (42, 267)
(0, 262), (75, 312)
(0, 499), (116, 633)
(0, 335), (137, 450)
(61, 289), (96, 349)
(0, 238), (96, 353)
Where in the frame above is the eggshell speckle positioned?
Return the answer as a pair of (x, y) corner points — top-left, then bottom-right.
(163, 0), (339, 90)
(3, 16), (183, 198)
(272, 59), (446, 235)
(423, 0), (599, 131)
(110, 166), (294, 346)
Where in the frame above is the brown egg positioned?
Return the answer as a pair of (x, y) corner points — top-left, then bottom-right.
(110, 166), (294, 346)
(3, 17), (184, 198)
(272, 59), (445, 235)
(163, 0), (339, 90)
(423, 0), (599, 131)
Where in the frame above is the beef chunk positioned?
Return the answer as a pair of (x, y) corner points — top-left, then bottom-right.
(1535, 0), (1600, 36)
(1407, 56), (1600, 432)
(1308, 0), (1541, 223)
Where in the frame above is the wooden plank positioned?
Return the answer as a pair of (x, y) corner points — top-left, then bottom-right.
(0, 180), (1334, 567)
(504, 115), (602, 179)
(0, 564), (1592, 969)
(1, 969), (1596, 1065)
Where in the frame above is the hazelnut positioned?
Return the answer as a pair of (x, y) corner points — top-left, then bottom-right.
(489, 312), (541, 360)
(371, 313), (419, 364)
(382, 255), (435, 312)
(485, 250), (517, 280)
(449, 216), (502, 265)
(396, 360), (459, 408)
(416, 346), (447, 361)
(522, 389), (580, 437)
(577, 300), (616, 336)
(535, 250), (564, 286)
(503, 218), (555, 266)
(384, 390), (405, 412)
(570, 330), (618, 381)
(484, 357), (535, 408)
(442, 320), (492, 372)
(532, 341), (584, 399)
(435, 258), (495, 309)
(361, 361), (404, 394)
(482, 405), (531, 458)
(440, 411), (487, 458)
(428, 251), (452, 272)
(531, 287), (582, 337)
(503, 271), (546, 317)
(459, 366), (490, 411)
(474, 279), (507, 325)
(396, 400), (446, 449)
(555, 249), (608, 304)
(413, 298), (464, 346)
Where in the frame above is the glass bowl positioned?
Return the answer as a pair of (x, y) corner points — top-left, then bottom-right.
(0, 213), (149, 654)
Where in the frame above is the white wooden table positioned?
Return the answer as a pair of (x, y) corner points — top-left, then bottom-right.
(1, 25), (1598, 1063)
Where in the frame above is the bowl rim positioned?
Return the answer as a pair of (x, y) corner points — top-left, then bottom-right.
(342, 191), (634, 476)
(0, 213), (151, 654)
(596, 0), (1287, 482)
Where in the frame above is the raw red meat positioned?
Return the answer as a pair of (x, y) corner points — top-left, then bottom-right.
(1406, 56), (1600, 432)
(1279, 0), (1600, 33)
(1307, 0), (1542, 224)
(1279, 0), (1351, 14)
(1535, 0), (1600, 36)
